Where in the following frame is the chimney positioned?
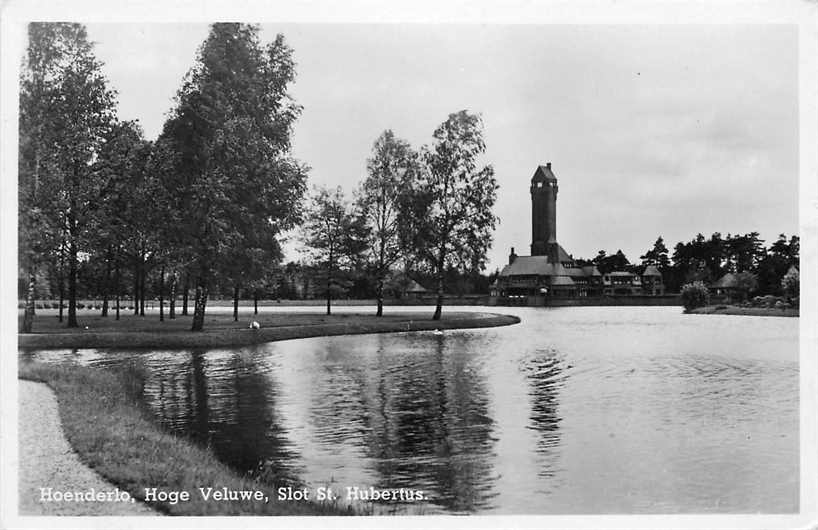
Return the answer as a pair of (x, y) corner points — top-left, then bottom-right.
(546, 162), (551, 169)
(509, 247), (518, 264)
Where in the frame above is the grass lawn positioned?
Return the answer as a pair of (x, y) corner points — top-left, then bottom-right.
(19, 361), (359, 516)
(19, 309), (520, 349)
(689, 305), (799, 317)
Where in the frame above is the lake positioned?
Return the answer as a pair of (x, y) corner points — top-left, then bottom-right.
(20, 306), (799, 514)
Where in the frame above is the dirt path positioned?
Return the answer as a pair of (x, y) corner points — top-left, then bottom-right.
(18, 380), (157, 516)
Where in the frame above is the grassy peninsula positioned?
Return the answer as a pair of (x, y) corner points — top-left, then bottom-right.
(19, 309), (520, 349)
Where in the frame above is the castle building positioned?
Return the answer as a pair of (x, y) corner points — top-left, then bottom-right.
(494, 163), (664, 301)
(496, 163), (602, 299)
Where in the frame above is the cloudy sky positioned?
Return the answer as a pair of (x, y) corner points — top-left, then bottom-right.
(84, 23), (798, 271)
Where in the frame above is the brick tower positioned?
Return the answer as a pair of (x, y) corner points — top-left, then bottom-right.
(530, 163), (559, 262)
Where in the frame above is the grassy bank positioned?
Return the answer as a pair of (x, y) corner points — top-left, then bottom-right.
(689, 305), (799, 317)
(19, 310), (520, 349)
(19, 361), (356, 516)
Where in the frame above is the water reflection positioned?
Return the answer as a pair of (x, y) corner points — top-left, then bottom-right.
(523, 350), (567, 480)
(19, 307), (799, 514)
(139, 349), (302, 484)
(300, 333), (499, 512)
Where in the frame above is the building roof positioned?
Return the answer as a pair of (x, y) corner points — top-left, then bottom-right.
(563, 267), (588, 277)
(405, 279), (428, 293)
(531, 163), (557, 182)
(711, 273), (737, 288)
(552, 243), (573, 263)
(642, 265), (662, 277)
(550, 276), (576, 286)
(581, 265), (602, 276)
(499, 256), (567, 277)
(500, 255), (602, 279)
(786, 265), (799, 275)
(607, 271), (636, 277)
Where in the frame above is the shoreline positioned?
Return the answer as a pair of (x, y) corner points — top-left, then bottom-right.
(689, 305), (799, 317)
(18, 363), (356, 516)
(18, 311), (520, 350)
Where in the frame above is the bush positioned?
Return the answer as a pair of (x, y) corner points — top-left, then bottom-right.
(51, 302), (60, 309)
(681, 281), (710, 312)
(77, 303), (85, 309)
(781, 268), (799, 298)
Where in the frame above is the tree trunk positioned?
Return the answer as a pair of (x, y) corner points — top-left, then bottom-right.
(376, 276), (384, 317)
(191, 275), (208, 332)
(233, 284), (240, 322)
(67, 241), (78, 328)
(140, 259), (146, 316)
(101, 256), (111, 317)
(254, 291), (258, 315)
(58, 266), (64, 323)
(159, 264), (165, 322)
(182, 273), (189, 316)
(133, 261), (140, 315)
(326, 249), (333, 316)
(169, 273), (176, 319)
(21, 268), (36, 333)
(115, 262), (120, 321)
(432, 269), (444, 321)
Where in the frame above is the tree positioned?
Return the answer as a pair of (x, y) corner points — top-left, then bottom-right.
(403, 110), (498, 320)
(302, 186), (368, 315)
(356, 130), (419, 316)
(680, 281), (710, 312)
(157, 24), (307, 331)
(781, 268), (799, 299)
(19, 23), (118, 329)
(640, 236), (670, 273)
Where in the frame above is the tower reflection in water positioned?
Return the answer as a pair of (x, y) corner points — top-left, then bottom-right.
(522, 349), (567, 486)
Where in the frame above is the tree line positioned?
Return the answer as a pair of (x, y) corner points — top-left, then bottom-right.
(575, 232), (799, 296)
(18, 22), (499, 332)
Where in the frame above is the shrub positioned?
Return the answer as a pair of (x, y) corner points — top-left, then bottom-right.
(781, 268), (799, 298)
(77, 302), (85, 309)
(51, 302), (60, 309)
(681, 281), (710, 312)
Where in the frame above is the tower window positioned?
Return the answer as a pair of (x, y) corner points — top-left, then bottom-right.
(537, 182), (543, 188)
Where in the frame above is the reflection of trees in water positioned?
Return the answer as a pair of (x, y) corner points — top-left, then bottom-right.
(523, 350), (567, 481)
(306, 333), (498, 513)
(139, 348), (301, 484)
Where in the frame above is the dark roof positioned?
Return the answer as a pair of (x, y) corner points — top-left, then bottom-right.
(531, 164), (557, 183)
(500, 255), (598, 279)
(549, 276), (575, 286)
(499, 256), (566, 276)
(553, 243), (573, 263)
(711, 273), (737, 288)
(642, 265), (662, 277)
(582, 265), (602, 276)
(563, 267), (588, 277)
(405, 279), (428, 293)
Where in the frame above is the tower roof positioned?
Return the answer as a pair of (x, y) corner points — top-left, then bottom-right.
(532, 163), (557, 182)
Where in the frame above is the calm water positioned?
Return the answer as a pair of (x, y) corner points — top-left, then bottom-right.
(21, 306), (799, 514)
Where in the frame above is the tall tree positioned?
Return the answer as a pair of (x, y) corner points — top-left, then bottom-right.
(302, 187), (368, 315)
(357, 130), (419, 316)
(157, 24), (307, 331)
(640, 236), (670, 272)
(19, 23), (118, 329)
(403, 110), (498, 320)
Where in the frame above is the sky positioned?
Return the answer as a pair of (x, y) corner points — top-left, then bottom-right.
(83, 23), (798, 271)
